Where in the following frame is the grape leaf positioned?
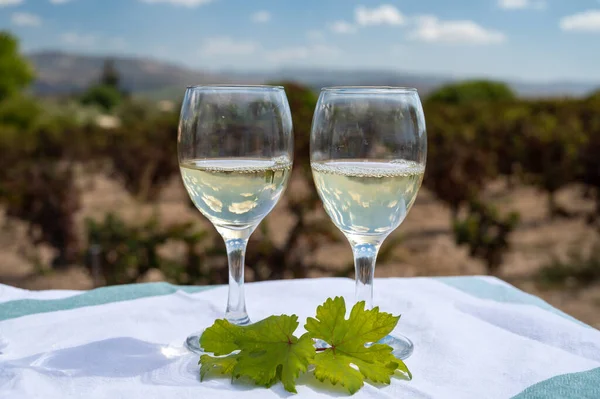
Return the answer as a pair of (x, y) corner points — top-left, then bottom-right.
(199, 315), (314, 393)
(304, 296), (410, 394)
(234, 316), (315, 392)
(199, 353), (238, 381)
(198, 297), (413, 395)
(200, 318), (243, 356)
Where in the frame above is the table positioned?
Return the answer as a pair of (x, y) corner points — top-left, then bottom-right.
(1, 277), (599, 398)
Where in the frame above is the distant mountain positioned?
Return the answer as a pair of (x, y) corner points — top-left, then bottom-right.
(255, 69), (598, 99)
(227, 68), (451, 95)
(28, 51), (243, 96)
(27, 51), (599, 100)
(508, 81), (599, 99)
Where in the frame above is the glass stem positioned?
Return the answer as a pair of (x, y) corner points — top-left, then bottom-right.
(218, 226), (254, 326)
(351, 242), (381, 310)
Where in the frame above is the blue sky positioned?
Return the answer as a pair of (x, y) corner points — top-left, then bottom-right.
(1, 0), (600, 82)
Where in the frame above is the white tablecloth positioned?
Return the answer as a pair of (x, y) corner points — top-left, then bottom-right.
(1, 277), (599, 398)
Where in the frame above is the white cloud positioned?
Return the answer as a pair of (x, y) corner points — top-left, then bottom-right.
(306, 30), (324, 41)
(50, 0), (75, 4)
(251, 10), (271, 23)
(560, 10), (600, 32)
(11, 12), (42, 27)
(266, 44), (341, 63)
(61, 32), (98, 47)
(329, 20), (357, 34)
(203, 37), (258, 56)
(410, 15), (506, 45)
(325, 5), (406, 36)
(498, 0), (546, 10)
(139, 0), (213, 7)
(0, 0), (22, 6)
(355, 4), (405, 26)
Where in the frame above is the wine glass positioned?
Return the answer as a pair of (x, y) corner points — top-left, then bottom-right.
(310, 87), (426, 360)
(178, 85), (294, 353)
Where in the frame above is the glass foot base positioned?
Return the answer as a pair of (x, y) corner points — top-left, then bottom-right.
(184, 331), (205, 354)
(314, 333), (413, 360)
(379, 334), (414, 360)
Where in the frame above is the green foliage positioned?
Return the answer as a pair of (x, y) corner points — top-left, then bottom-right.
(0, 162), (80, 267)
(587, 89), (600, 103)
(517, 101), (586, 217)
(0, 31), (34, 101)
(80, 58), (126, 111)
(453, 200), (520, 275)
(423, 103), (498, 217)
(537, 242), (600, 287)
(305, 297), (410, 394)
(105, 103), (179, 201)
(100, 59), (120, 88)
(81, 84), (123, 111)
(85, 213), (213, 285)
(578, 102), (600, 223)
(0, 95), (41, 130)
(199, 297), (409, 395)
(427, 80), (515, 105)
(424, 97), (600, 273)
(0, 97), (102, 267)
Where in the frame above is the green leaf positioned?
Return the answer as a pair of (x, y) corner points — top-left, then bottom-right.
(199, 353), (238, 381)
(199, 315), (314, 393)
(305, 297), (410, 394)
(200, 318), (243, 356)
(234, 316), (314, 393)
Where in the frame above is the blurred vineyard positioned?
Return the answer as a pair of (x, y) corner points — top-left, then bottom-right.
(2, 32), (600, 325)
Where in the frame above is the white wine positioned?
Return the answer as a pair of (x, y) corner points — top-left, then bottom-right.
(311, 160), (424, 237)
(180, 157), (291, 228)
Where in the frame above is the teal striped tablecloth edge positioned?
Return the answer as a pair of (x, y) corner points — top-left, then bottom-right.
(0, 282), (216, 322)
(435, 276), (592, 329)
(0, 276), (592, 329)
(511, 367), (600, 399)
